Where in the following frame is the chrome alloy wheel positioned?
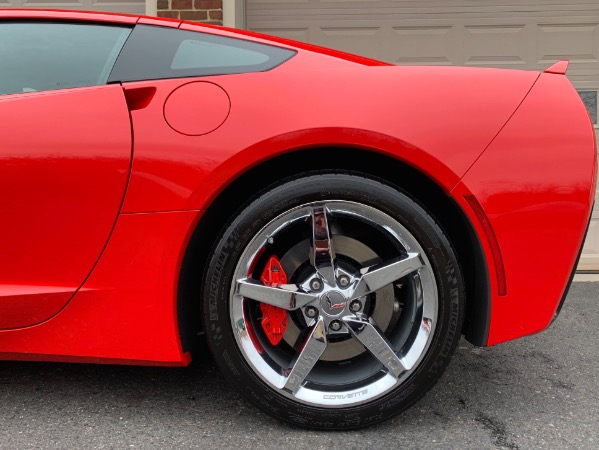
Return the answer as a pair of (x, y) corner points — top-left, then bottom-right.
(230, 200), (438, 407)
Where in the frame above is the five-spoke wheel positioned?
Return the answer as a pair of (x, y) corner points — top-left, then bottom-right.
(203, 173), (464, 429)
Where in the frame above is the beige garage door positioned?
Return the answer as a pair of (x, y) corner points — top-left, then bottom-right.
(247, 0), (599, 270)
(0, 0), (145, 14)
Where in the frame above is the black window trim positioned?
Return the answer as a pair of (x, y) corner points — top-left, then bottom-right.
(107, 24), (297, 84)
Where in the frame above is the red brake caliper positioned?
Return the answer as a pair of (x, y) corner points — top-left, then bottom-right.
(259, 255), (289, 345)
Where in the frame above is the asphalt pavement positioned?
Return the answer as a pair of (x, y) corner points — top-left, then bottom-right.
(0, 282), (598, 449)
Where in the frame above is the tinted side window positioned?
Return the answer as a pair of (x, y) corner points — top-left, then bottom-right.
(0, 22), (131, 96)
(108, 25), (296, 82)
(171, 39), (270, 70)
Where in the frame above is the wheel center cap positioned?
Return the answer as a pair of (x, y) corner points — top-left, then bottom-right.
(320, 291), (347, 316)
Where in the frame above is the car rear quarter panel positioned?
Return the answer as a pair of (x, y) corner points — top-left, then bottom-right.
(121, 63), (539, 213)
(453, 72), (597, 346)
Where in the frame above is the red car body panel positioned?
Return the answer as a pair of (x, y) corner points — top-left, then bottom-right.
(0, 86), (132, 329)
(454, 72), (597, 345)
(121, 66), (539, 213)
(0, 211), (195, 365)
(0, 10), (595, 365)
(0, 8), (139, 24)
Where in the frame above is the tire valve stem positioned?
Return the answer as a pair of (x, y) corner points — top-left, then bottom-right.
(393, 299), (401, 314)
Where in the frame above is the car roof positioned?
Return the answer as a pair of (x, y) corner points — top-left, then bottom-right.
(0, 8), (140, 24)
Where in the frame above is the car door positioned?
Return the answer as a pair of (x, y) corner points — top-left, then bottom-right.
(0, 21), (133, 329)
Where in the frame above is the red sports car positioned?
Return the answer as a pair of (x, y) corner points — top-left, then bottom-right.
(0, 9), (595, 429)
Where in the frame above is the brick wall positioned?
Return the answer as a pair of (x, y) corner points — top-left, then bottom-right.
(157, 0), (223, 25)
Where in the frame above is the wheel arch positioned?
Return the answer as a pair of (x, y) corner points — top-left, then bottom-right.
(177, 147), (490, 354)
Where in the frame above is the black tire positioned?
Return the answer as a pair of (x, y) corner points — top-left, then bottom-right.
(202, 172), (464, 429)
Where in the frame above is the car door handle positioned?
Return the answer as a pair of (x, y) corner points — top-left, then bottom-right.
(123, 86), (156, 111)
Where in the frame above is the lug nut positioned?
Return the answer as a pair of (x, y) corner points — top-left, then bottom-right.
(310, 278), (323, 291)
(337, 275), (350, 288)
(349, 300), (362, 312)
(305, 306), (318, 318)
(329, 320), (342, 331)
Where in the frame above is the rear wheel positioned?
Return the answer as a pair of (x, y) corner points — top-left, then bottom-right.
(202, 173), (464, 429)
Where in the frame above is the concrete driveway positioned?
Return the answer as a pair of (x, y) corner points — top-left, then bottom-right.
(0, 282), (597, 449)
